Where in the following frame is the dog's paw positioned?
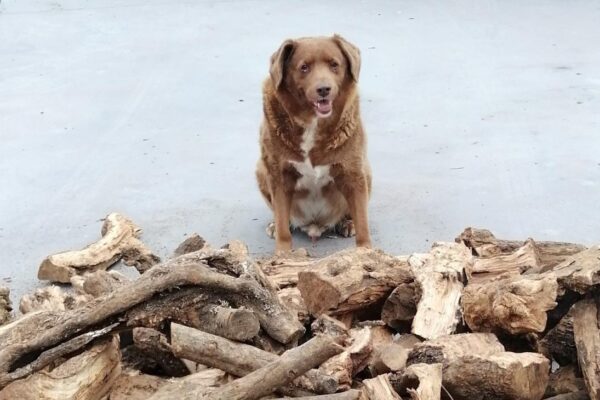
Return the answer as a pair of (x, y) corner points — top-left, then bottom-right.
(335, 218), (356, 238)
(265, 222), (276, 239)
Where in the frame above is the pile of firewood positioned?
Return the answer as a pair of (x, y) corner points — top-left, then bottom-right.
(0, 212), (598, 400)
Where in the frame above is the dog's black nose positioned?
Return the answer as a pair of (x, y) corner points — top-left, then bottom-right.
(316, 86), (331, 97)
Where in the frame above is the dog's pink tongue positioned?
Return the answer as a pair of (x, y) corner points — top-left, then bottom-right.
(317, 100), (332, 114)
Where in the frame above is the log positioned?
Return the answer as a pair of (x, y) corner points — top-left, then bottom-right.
(320, 327), (372, 391)
(71, 270), (130, 297)
(0, 251), (303, 388)
(260, 249), (312, 288)
(362, 374), (402, 400)
(274, 391), (361, 400)
(38, 213), (160, 282)
(545, 365), (586, 398)
(132, 327), (189, 377)
(552, 246), (600, 294)
(395, 363), (442, 400)
(0, 287), (11, 325)
(369, 334), (421, 375)
(19, 286), (90, 314)
(173, 233), (206, 257)
(466, 239), (542, 283)
(572, 299), (600, 400)
(456, 227), (586, 268)
(409, 242), (471, 339)
(311, 315), (349, 338)
(381, 283), (417, 330)
(108, 373), (165, 400)
(538, 307), (577, 365)
(544, 392), (590, 400)
(297, 248), (413, 316)
(278, 286), (310, 324)
(407, 333), (505, 365)
(0, 336), (121, 400)
(461, 274), (558, 334)
(170, 323), (338, 394)
(151, 334), (343, 400)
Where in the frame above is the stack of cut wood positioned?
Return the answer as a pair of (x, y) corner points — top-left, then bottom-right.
(0, 214), (598, 400)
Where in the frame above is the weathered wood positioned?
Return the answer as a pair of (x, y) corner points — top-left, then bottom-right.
(170, 323), (338, 394)
(0, 252), (303, 388)
(132, 327), (189, 377)
(297, 248), (413, 316)
(260, 249), (312, 288)
(173, 233), (206, 257)
(369, 334), (421, 375)
(538, 307), (577, 365)
(572, 299), (600, 400)
(462, 274), (558, 334)
(409, 242), (471, 339)
(552, 246), (600, 294)
(71, 270), (130, 298)
(545, 365), (587, 398)
(311, 315), (349, 338)
(274, 391), (361, 400)
(108, 373), (166, 400)
(466, 239), (542, 283)
(456, 227), (586, 268)
(362, 374), (402, 399)
(544, 392), (590, 400)
(19, 286), (90, 314)
(320, 327), (372, 391)
(38, 213), (160, 282)
(395, 363), (442, 400)
(0, 336), (121, 400)
(407, 333), (505, 365)
(278, 286), (310, 324)
(0, 287), (11, 326)
(381, 283), (417, 330)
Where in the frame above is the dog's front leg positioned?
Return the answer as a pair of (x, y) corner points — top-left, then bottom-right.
(270, 177), (293, 253)
(336, 171), (372, 248)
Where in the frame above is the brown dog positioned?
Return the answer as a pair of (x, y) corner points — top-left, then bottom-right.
(256, 34), (372, 252)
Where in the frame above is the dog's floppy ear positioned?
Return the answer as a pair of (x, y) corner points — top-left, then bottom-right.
(333, 34), (361, 82)
(269, 39), (295, 89)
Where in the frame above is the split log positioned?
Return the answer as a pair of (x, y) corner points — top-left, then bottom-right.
(320, 327), (372, 391)
(0, 251), (303, 388)
(19, 286), (90, 314)
(461, 274), (558, 334)
(132, 327), (188, 377)
(0, 336), (121, 400)
(456, 227), (586, 268)
(38, 213), (160, 282)
(369, 334), (421, 375)
(572, 299), (600, 400)
(71, 270), (130, 297)
(394, 363), (442, 400)
(311, 315), (349, 338)
(108, 373), (165, 400)
(297, 248), (413, 316)
(545, 365), (587, 398)
(466, 239), (542, 283)
(538, 307), (577, 365)
(173, 233), (206, 257)
(151, 334), (343, 400)
(544, 392), (590, 400)
(381, 283), (418, 330)
(409, 242), (471, 339)
(260, 249), (312, 288)
(362, 374), (402, 400)
(279, 286), (310, 324)
(407, 333), (505, 365)
(551, 246), (600, 294)
(0, 287), (11, 325)
(274, 391), (361, 400)
(170, 323), (338, 394)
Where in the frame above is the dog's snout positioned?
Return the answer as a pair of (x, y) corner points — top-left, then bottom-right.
(316, 86), (331, 97)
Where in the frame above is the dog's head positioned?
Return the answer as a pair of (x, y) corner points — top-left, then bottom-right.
(269, 35), (361, 119)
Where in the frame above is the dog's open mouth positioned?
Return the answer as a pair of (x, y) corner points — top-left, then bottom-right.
(313, 99), (332, 117)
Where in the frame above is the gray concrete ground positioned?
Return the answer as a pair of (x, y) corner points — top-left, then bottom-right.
(1, 0), (599, 304)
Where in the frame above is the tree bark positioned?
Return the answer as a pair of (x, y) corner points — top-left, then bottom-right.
(572, 299), (600, 400)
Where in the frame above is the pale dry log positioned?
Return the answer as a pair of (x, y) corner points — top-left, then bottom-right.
(173, 233), (206, 257)
(544, 392), (590, 400)
(538, 308), (577, 365)
(152, 334), (343, 400)
(545, 365), (587, 398)
(362, 374), (402, 400)
(0, 336), (121, 400)
(407, 333), (505, 365)
(170, 323), (338, 395)
(320, 327), (372, 391)
(38, 213), (160, 282)
(71, 270), (130, 297)
(551, 246), (600, 294)
(0, 287), (12, 325)
(132, 327), (189, 377)
(311, 315), (349, 338)
(409, 242), (471, 339)
(108, 373), (165, 400)
(274, 391), (361, 400)
(461, 274), (558, 334)
(381, 283), (418, 330)
(19, 286), (90, 314)
(369, 334), (421, 375)
(466, 239), (542, 283)
(395, 363), (442, 400)
(279, 286), (310, 324)
(572, 299), (600, 400)
(297, 248), (413, 316)
(260, 249), (312, 288)
(456, 227), (586, 268)
(0, 254), (303, 388)
(250, 330), (292, 355)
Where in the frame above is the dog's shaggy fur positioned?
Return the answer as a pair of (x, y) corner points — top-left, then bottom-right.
(256, 35), (372, 252)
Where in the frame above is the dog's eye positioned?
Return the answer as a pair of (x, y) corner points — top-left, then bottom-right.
(330, 61), (339, 70)
(300, 64), (310, 73)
